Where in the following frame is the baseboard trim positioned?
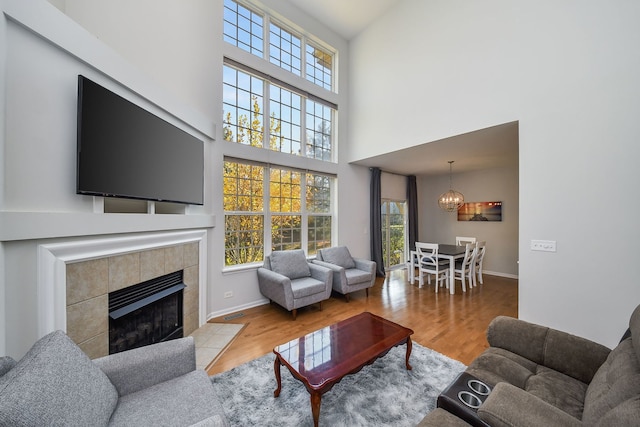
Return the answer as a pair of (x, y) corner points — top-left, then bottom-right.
(483, 270), (518, 280)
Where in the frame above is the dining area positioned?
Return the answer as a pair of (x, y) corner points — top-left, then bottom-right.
(408, 237), (486, 294)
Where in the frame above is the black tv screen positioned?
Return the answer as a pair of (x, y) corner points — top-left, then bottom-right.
(77, 75), (204, 205)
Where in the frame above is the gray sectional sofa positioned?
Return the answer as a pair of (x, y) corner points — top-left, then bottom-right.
(420, 303), (640, 426)
(0, 330), (229, 426)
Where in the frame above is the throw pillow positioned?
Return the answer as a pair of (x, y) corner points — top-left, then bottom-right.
(321, 246), (356, 269)
(270, 250), (311, 280)
(0, 330), (118, 426)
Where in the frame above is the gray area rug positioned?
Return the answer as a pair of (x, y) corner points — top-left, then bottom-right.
(211, 342), (465, 426)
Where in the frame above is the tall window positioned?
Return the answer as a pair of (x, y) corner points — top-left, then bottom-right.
(224, 159), (334, 266)
(222, 0), (337, 267)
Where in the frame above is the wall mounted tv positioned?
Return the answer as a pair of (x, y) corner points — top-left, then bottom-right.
(77, 75), (204, 205)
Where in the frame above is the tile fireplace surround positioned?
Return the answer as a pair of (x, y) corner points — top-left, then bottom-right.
(37, 230), (207, 359)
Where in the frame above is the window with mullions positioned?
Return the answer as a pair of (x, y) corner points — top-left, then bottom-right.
(224, 63), (334, 161)
(223, 161), (265, 266)
(223, 65), (264, 146)
(306, 174), (332, 255)
(223, 0), (335, 92)
(223, 0), (263, 56)
(270, 85), (302, 155)
(306, 99), (332, 161)
(269, 22), (302, 76)
(223, 159), (335, 267)
(306, 44), (332, 91)
(270, 168), (302, 251)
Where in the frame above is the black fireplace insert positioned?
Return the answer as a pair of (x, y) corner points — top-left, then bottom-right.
(108, 270), (185, 354)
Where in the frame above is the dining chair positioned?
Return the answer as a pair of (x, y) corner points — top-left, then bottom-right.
(452, 242), (476, 292)
(455, 236), (477, 246)
(415, 242), (450, 292)
(473, 241), (487, 286)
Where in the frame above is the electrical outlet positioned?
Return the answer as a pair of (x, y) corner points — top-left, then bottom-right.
(530, 240), (556, 252)
(224, 291), (233, 298)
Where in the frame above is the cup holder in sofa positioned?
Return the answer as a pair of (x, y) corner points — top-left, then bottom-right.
(437, 372), (492, 427)
(458, 391), (482, 409)
(468, 379), (491, 395)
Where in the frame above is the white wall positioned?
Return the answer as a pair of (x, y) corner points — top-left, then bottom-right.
(349, 0), (640, 347)
(420, 166), (519, 277)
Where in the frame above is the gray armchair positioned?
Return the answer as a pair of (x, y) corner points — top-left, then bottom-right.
(257, 249), (332, 320)
(313, 246), (376, 302)
(0, 330), (229, 426)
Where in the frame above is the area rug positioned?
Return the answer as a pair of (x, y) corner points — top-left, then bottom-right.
(211, 342), (465, 426)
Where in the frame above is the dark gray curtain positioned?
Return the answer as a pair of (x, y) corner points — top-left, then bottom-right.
(406, 175), (419, 252)
(370, 167), (385, 277)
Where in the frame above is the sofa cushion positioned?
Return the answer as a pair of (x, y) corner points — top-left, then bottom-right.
(320, 246), (356, 269)
(270, 250), (310, 280)
(0, 357), (16, 377)
(526, 365), (588, 419)
(0, 330), (118, 426)
(108, 370), (229, 427)
(290, 276), (327, 299)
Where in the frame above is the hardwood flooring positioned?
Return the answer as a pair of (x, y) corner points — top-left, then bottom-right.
(206, 268), (518, 375)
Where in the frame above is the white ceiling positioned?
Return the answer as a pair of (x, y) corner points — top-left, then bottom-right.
(285, 0), (519, 177)
(286, 0), (401, 40)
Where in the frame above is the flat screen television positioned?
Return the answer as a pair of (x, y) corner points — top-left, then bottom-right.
(77, 75), (204, 205)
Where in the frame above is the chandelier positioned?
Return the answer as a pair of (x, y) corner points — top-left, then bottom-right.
(438, 161), (464, 212)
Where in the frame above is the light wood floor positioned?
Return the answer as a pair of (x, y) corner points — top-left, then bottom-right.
(207, 268), (518, 375)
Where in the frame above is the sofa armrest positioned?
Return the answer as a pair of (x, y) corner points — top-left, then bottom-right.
(93, 336), (196, 396)
(257, 267), (294, 306)
(308, 262), (332, 285)
(353, 258), (376, 276)
(487, 316), (610, 383)
(477, 382), (582, 427)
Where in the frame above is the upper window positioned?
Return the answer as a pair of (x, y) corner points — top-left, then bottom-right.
(269, 22), (302, 76)
(223, 0), (335, 92)
(223, 63), (334, 161)
(223, 0), (264, 56)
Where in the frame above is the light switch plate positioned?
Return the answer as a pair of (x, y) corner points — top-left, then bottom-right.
(531, 240), (556, 252)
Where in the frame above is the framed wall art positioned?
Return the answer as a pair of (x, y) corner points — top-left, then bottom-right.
(457, 201), (502, 222)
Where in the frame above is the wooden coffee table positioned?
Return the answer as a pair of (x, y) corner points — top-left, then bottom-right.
(273, 312), (414, 427)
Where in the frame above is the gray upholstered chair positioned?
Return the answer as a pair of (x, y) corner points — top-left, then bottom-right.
(257, 249), (332, 320)
(0, 330), (229, 426)
(313, 246), (376, 302)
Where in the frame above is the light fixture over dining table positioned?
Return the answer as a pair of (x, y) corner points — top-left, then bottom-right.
(438, 160), (464, 212)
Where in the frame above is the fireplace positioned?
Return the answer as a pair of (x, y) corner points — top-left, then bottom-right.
(47, 231), (206, 359)
(109, 270), (185, 354)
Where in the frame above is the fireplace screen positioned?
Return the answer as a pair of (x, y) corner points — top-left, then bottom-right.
(108, 270), (185, 354)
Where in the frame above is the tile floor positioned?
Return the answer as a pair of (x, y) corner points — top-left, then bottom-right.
(189, 322), (245, 370)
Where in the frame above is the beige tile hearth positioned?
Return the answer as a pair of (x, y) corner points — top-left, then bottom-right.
(190, 323), (245, 370)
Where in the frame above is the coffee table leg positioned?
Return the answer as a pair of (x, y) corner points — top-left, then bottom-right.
(405, 337), (413, 370)
(310, 391), (321, 427)
(273, 356), (282, 397)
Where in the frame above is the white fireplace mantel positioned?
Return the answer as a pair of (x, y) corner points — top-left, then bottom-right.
(37, 230), (208, 337)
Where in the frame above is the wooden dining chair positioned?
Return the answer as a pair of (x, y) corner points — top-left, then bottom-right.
(455, 236), (477, 246)
(415, 242), (450, 292)
(452, 242), (476, 292)
(473, 241), (487, 286)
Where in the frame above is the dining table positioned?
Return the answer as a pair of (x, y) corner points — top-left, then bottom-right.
(409, 244), (467, 294)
